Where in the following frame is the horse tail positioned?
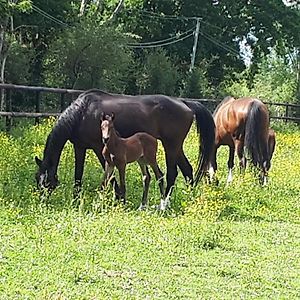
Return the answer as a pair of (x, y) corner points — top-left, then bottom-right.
(268, 129), (276, 164)
(244, 100), (269, 169)
(183, 100), (216, 184)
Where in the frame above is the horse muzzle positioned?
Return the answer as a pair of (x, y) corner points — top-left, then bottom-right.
(102, 137), (109, 144)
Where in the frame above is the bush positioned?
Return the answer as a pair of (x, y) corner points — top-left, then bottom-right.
(43, 21), (133, 92)
(136, 49), (180, 95)
(181, 63), (213, 98)
(5, 41), (34, 84)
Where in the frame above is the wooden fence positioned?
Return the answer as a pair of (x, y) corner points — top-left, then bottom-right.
(0, 83), (300, 131)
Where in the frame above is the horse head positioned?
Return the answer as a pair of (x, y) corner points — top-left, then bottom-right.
(100, 112), (115, 144)
(35, 156), (59, 192)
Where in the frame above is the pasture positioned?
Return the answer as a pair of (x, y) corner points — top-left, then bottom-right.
(0, 118), (300, 299)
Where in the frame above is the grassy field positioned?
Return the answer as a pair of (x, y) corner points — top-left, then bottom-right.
(0, 119), (300, 299)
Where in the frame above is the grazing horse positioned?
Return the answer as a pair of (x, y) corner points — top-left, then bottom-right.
(209, 96), (274, 185)
(100, 113), (164, 209)
(35, 89), (215, 206)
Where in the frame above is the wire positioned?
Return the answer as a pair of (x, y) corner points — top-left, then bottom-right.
(128, 32), (194, 48)
(141, 9), (196, 21)
(137, 9), (254, 62)
(32, 4), (69, 27)
(127, 27), (194, 46)
(200, 30), (252, 61)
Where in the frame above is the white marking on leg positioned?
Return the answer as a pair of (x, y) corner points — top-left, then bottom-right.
(137, 203), (147, 211)
(157, 186), (173, 211)
(263, 175), (268, 186)
(208, 166), (215, 182)
(226, 168), (233, 184)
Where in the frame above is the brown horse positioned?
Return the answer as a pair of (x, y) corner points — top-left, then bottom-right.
(35, 89), (215, 205)
(209, 96), (275, 185)
(100, 113), (165, 210)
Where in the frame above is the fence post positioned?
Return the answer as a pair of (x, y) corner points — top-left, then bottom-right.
(5, 89), (12, 131)
(285, 104), (289, 123)
(35, 91), (41, 125)
(60, 93), (65, 112)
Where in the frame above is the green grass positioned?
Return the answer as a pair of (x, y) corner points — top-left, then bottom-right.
(0, 119), (300, 299)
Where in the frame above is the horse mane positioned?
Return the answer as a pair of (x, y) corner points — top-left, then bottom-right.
(43, 92), (92, 161)
(213, 96), (235, 116)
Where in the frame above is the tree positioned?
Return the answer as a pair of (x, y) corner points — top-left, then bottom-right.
(181, 60), (213, 98)
(220, 49), (297, 113)
(43, 21), (133, 92)
(118, 0), (300, 86)
(0, 0), (32, 110)
(136, 49), (180, 95)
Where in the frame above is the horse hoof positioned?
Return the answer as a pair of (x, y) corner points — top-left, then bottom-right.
(137, 204), (147, 211)
(156, 201), (170, 211)
(156, 204), (164, 211)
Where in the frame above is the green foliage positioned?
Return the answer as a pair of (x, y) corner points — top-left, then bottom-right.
(0, 121), (300, 298)
(219, 69), (251, 98)
(5, 41), (33, 84)
(136, 49), (180, 95)
(0, 0), (31, 18)
(252, 52), (297, 103)
(220, 50), (298, 106)
(43, 22), (133, 91)
(181, 62), (213, 98)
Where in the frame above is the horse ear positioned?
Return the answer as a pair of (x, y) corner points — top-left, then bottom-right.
(100, 112), (105, 121)
(35, 156), (42, 167)
(111, 112), (115, 121)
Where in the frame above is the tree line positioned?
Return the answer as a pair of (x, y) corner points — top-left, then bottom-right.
(0, 0), (299, 112)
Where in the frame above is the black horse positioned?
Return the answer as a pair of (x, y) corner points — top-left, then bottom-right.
(35, 89), (215, 206)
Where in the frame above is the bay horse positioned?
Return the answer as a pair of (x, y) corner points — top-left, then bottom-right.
(100, 113), (165, 210)
(35, 89), (215, 207)
(209, 96), (274, 185)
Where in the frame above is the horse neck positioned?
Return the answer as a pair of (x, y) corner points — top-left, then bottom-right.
(106, 127), (124, 154)
(43, 127), (69, 172)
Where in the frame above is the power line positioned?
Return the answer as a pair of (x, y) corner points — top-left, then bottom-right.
(32, 5), (69, 27)
(200, 30), (251, 60)
(127, 27), (194, 46)
(140, 9), (225, 31)
(141, 9), (196, 21)
(136, 9), (254, 63)
(32, 5), (68, 26)
(128, 32), (194, 48)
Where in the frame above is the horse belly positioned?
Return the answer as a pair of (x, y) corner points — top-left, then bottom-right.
(125, 141), (144, 163)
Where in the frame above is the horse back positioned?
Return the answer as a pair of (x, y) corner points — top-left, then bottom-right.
(124, 132), (158, 164)
(214, 97), (268, 144)
(82, 93), (192, 141)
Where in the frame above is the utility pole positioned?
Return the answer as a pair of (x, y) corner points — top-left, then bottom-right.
(189, 18), (200, 72)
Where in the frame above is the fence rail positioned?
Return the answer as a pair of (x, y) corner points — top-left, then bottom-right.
(1, 83), (300, 131)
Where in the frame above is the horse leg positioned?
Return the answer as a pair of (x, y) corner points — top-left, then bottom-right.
(117, 163), (127, 204)
(177, 149), (193, 184)
(158, 144), (178, 210)
(235, 139), (246, 172)
(102, 162), (115, 189)
(208, 145), (218, 184)
(74, 145), (86, 197)
(260, 139), (270, 186)
(137, 162), (151, 210)
(226, 145), (235, 184)
(150, 162), (165, 204)
(93, 147), (121, 198)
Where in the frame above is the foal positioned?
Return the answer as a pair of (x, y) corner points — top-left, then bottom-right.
(100, 113), (165, 210)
